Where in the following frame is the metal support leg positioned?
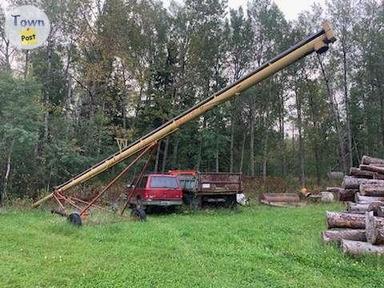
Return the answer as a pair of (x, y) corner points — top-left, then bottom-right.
(120, 143), (158, 216)
(79, 143), (156, 216)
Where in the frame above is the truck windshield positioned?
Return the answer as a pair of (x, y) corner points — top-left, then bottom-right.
(150, 176), (178, 188)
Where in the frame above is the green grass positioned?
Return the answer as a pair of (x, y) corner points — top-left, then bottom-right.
(1, 204), (384, 288)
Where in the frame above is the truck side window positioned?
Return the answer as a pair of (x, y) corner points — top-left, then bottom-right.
(150, 176), (178, 188)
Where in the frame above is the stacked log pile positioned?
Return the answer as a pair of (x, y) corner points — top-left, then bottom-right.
(321, 155), (384, 255)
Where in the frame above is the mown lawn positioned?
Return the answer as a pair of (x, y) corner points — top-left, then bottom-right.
(1, 203), (384, 288)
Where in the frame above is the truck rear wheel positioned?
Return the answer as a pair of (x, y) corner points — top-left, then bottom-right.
(225, 194), (237, 208)
(192, 196), (202, 210)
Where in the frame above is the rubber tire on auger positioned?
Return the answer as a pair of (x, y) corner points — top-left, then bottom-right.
(68, 212), (82, 226)
(131, 207), (147, 221)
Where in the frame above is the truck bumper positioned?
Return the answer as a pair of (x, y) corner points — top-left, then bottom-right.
(142, 200), (183, 206)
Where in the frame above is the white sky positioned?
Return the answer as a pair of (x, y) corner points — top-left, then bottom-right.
(0, 0), (325, 20)
(228, 0), (326, 20)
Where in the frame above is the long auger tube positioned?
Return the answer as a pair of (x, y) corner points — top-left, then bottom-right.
(32, 21), (336, 208)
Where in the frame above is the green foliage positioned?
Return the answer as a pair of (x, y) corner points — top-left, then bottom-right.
(0, 0), (383, 198)
(0, 73), (42, 146)
(0, 73), (43, 198)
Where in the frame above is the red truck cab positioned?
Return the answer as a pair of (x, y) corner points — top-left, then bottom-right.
(128, 174), (183, 209)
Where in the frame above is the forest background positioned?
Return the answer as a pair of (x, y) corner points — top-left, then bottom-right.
(0, 0), (382, 203)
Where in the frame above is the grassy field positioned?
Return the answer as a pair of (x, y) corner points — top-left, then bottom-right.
(1, 203), (384, 288)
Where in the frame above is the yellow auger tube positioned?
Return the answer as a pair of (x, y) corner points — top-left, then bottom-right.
(32, 21), (336, 208)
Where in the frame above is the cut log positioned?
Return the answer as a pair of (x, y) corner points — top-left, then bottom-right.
(346, 202), (369, 214)
(377, 206), (384, 218)
(361, 155), (384, 165)
(373, 173), (384, 180)
(320, 192), (335, 202)
(368, 202), (384, 216)
(370, 163), (384, 167)
(360, 164), (384, 174)
(360, 184), (384, 196)
(326, 211), (365, 229)
(342, 176), (384, 189)
(341, 239), (384, 256)
(322, 229), (366, 244)
(349, 167), (374, 179)
(366, 211), (384, 245)
(355, 193), (384, 204)
(259, 200), (304, 207)
(326, 187), (344, 193)
(259, 193), (300, 203)
(339, 189), (358, 202)
(307, 194), (322, 203)
(346, 201), (384, 215)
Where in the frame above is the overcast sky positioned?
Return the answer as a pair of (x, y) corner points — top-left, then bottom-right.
(0, 0), (326, 21)
(228, 0), (325, 20)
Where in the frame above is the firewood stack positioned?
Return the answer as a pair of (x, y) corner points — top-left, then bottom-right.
(322, 155), (384, 255)
(324, 155), (384, 202)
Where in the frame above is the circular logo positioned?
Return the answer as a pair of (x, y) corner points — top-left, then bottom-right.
(4, 5), (51, 50)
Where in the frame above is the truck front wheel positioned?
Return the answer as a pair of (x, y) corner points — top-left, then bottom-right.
(131, 207), (146, 221)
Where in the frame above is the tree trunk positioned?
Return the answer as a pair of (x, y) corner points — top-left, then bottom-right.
(349, 167), (374, 178)
(379, 81), (384, 151)
(374, 173), (384, 180)
(196, 133), (202, 171)
(172, 138), (179, 169)
(3, 39), (11, 71)
(326, 187), (345, 193)
(360, 184), (384, 196)
(326, 211), (365, 229)
(229, 113), (234, 173)
(355, 193), (384, 204)
(1, 141), (14, 206)
(341, 239), (384, 256)
(250, 106), (255, 177)
(342, 176), (384, 189)
(308, 88), (321, 186)
(260, 193), (300, 203)
(339, 189), (358, 202)
(368, 201), (384, 216)
(295, 88), (305, 187)
(262, 129), (268, 181)
(279, 91), (286, 177)
(161, 138), (169, 173)
(24, 50), (29, 79)
(240, 132), (246, 173)
(44, 43), (53, 144)
(342, 39), (353, 169)
(215, 136), (219, 173)
(366, 211), (384, 245)
(360, 164), (384, 174)
(154, 142), (161, 172)
(317, 54), (347, 173)
(322, 229), (366, 244)
(346, 202), (370, 214)
(345, 201), (384, 216)
(362, 155), (384, 165)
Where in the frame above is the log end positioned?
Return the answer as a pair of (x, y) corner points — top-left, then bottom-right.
(365, 211), (377, 244)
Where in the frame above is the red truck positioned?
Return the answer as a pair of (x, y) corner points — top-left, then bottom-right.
(127, 174), (183, 214)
